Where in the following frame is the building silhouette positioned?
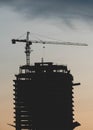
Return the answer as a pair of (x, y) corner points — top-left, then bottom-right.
(13, 62), (80, 130)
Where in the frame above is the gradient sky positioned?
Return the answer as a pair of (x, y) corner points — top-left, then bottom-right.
(0, 0), (93, 130)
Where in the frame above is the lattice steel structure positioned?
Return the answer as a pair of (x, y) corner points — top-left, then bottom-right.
(13, 62), (80, 130)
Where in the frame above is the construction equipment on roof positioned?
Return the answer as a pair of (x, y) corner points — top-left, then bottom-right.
(12, 32), (88, 66)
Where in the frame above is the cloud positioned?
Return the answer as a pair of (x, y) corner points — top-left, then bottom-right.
(1, 0), (93, 23)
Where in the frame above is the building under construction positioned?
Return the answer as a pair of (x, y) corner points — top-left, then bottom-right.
(13, 62), (81, 130)
(12, 32), (87, 130)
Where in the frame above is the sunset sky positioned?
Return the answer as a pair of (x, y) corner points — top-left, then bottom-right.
(0, 0), (93, 130)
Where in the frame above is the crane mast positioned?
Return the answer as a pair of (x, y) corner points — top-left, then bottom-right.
(25, 32), (31, 65)
(12, 31), (88, 66)
(12, 32), (32, 66)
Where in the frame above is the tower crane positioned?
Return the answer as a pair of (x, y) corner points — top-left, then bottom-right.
(12, 32), (88, 66)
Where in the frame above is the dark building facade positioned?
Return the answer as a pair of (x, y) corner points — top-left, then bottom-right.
(13, 62), (80, 130)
